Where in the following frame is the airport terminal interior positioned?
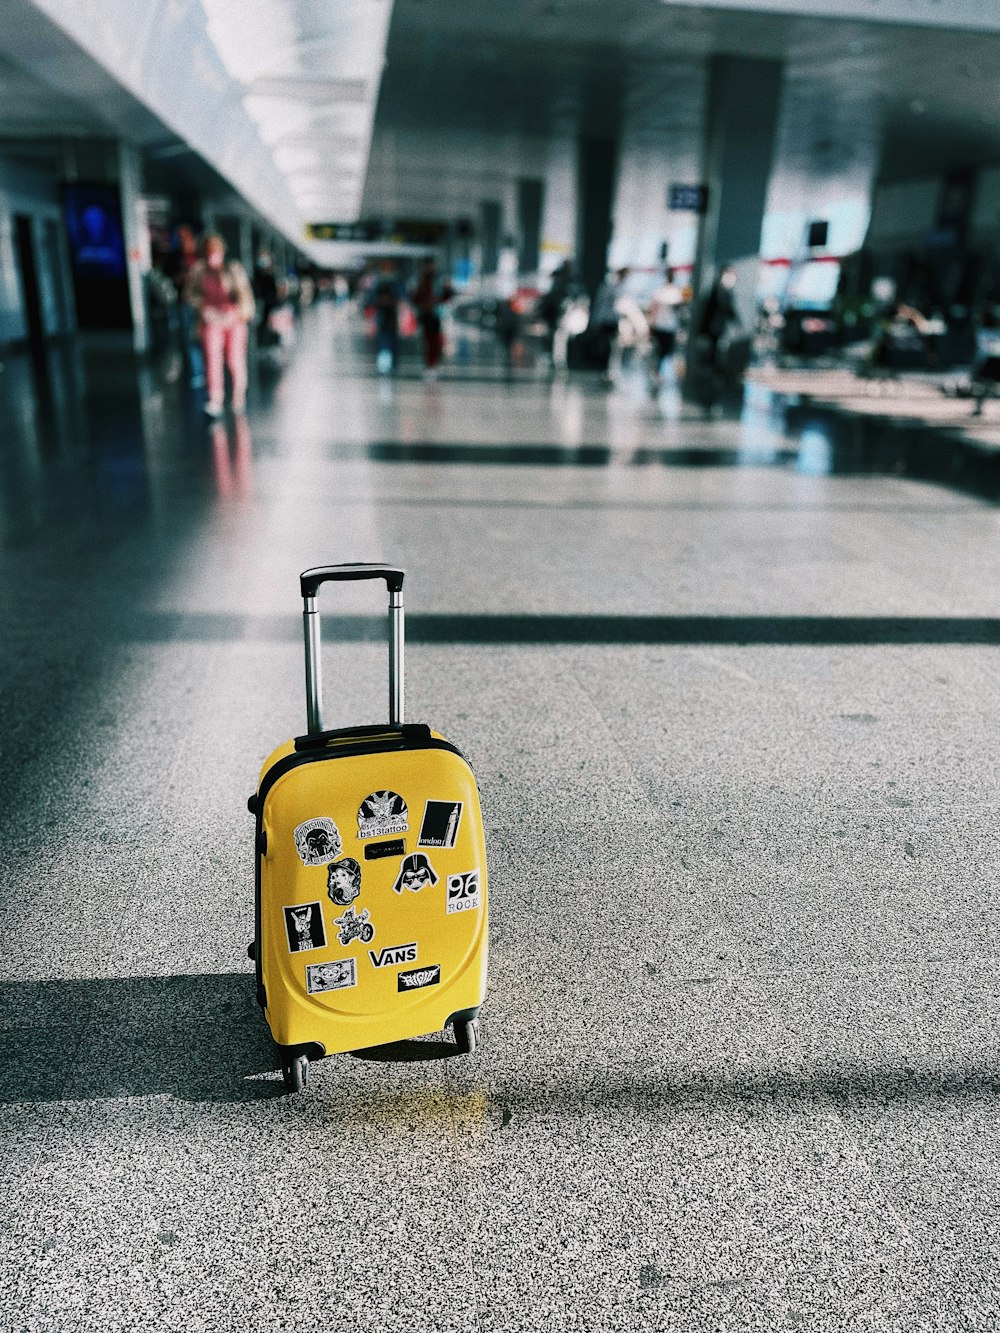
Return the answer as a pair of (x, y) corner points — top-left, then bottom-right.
(2, 1), (1000, 1330)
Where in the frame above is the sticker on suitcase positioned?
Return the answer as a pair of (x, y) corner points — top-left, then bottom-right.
(283, 902), (327, 953)
(306, 958), (357, 995)
(397, 964), (441, 992)
(364, 838), (406, 862)
(327, 857), (362, 906)
(334, 905), (375, 947)
(357, 791), (409, 839)
(417, 800), (463, 849)
(391, 852), (439, 895)
(446, 870), (481, 915)
(294, 817), (342, 866)
(369, 942), (418, 969)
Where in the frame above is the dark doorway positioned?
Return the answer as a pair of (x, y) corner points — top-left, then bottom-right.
(14, 215), (46, 362)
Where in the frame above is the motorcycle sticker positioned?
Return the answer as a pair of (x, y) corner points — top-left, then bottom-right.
(446, 870), (481, 915)
(391, 852), (439, 895)
(397, 964), (441, 993)
(417, 800), (462, 849)
(369, 942), (418, 969)
(293, 817), (342, 867)
(306, 958), (356, 995)
(283, 902), (327, 953)
(327, 857), (362, 907)
(357, 791), (409, 840)
(364, 838), (406, 862)
(334, 905), (375, 947)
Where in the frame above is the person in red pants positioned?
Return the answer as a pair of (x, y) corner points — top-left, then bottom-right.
(411, 258), (452, 378)
(184, 234), (255, 417)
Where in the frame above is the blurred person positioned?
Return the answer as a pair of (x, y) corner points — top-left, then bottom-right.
(696, 265), (740, 372)
(372, 261), (402, 374)
(164, 224), (205, 387)
(589, 267), (629, 381)
(647, 268), (684, 384)
(412, 258), (453, 377)
(184, 233), (255, 417)
(538, 259), (576, 370)
(253, 250), (279, 332)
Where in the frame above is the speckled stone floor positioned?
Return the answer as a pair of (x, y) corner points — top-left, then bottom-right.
(1, 306), (999, 1332)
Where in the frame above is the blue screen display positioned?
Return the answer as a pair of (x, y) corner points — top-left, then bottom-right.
(63, 184), (126, 279)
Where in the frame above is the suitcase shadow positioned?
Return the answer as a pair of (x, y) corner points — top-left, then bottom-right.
(349, 1038), (455, 1062)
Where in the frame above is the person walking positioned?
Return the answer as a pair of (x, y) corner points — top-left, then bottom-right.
(589, 267), (629, 381)
(184, 233), (255, 417)
(412, 258), (452, 378)
(647, 267), (684, 386)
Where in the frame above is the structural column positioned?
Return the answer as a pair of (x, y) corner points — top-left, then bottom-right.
(576, 137), (618, 299)
(117, 141), (150, 354)
(693, 56), (783, 320)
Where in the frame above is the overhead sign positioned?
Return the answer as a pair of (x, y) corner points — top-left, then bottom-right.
(669, 184), (708, 214)
(306, 219), (448, 245)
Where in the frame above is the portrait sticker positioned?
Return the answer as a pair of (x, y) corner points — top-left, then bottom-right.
(397, 964), (441, 993)
(283, 902), (327, 953)
(391, 852), (439, 896)
(334, 905), (375, 947)
(417, 801), (463, 849)
(358, 791), (409, 840)
(327, 857), (362, 907)
(294, 817), (342, 866)
(364, 838), (406, 862)
(369, 942), (418, 969)
(446, 870), (481, 916)
(306, 958), (356, 995)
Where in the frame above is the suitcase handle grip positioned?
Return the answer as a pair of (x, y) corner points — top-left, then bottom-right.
(300, 564), (405, 735)
(300, 564), (404, 598)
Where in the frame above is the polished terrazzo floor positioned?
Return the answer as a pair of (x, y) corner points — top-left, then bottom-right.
(1, 305), (999, 1332)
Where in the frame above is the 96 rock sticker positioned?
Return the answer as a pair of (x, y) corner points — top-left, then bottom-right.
(446, 870), (481, 915)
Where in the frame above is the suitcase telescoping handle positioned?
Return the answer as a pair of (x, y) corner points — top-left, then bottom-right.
(299, 564), (405, 735)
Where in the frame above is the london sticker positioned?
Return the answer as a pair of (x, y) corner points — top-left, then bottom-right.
(417, 800), (462, 849)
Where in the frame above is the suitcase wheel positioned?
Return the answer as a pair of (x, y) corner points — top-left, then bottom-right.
(282, 1053), (309, 1094)
(452, 1018), (479, 1056)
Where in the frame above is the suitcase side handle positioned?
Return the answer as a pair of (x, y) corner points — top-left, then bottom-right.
(300, 564), (405, 735)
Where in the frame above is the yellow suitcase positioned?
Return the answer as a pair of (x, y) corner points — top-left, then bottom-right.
(249, 565), (488, 1092)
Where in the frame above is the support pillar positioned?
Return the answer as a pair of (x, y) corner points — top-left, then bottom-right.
(694, 56), (783, 322)
(517, 177), (543, 277)
(117, 141), (150, 354)
(577, 137), (618, 299)
(479, 200), (501, 277)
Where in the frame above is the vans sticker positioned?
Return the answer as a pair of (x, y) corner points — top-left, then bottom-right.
(397, 964), (441, 992)
(418, 801), (463, 849)
(327, 857), (362, 907)
(446, 870), (481, 915)
(358, 791), (409, 839)
(306, 958), (356, 995)
(364, 838), (406, 862)
(391, 852), (439, 895)
(369, 942), (418, 969)
(294, 817), (342, 866)
(283, 902), (327, 953)
(334, 905), (375, 947)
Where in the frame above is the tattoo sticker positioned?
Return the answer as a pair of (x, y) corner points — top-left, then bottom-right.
(306, 958), (356, 995)
(294, 817), (342, 866)
(358, 791), (409, 840)
(397, 964), (441, 993)
(391, 852), (439, 895)
(283, 902), (327, 953)
(446, 870), (481, 915)
(327, 857), (362, 907)
(334, 905), (375, 947)
(418, 800), (463, 849)
(369, 942), (418, 969)
(364, 838), (406, 862)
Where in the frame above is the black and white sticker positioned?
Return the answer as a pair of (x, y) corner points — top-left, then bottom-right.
(283, 902), (327, 953)
(327, 857), (362, 906)
(294, 817), (342, 866)
(306, 958), (357, 994)
(357, 791), (409, 840)
(369, 942), (418, 969)
(418, 801), (463, 849)
(391, 852), (439, 895)
(446, 870), (481, 915)
(397, 964), (441, 992)
(334, 905), (375, 947)
(364, 838), (406, 862)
